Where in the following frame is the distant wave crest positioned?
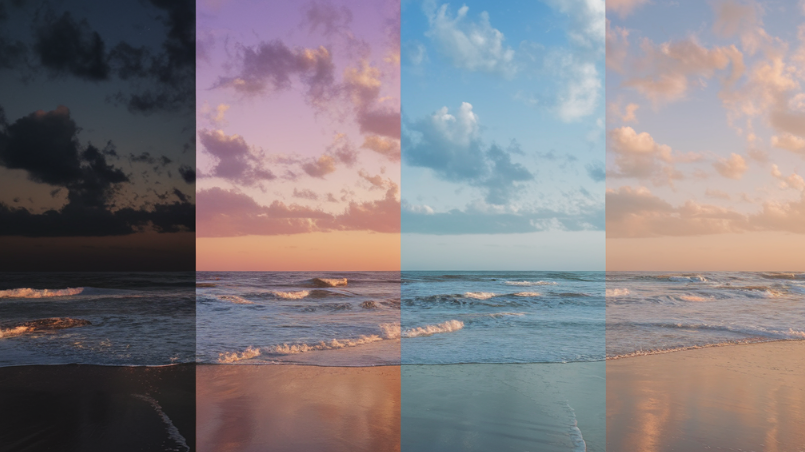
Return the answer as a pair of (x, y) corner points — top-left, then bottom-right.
(504, 281), (557, 286)
(402, 320), (464, 338)
(271, 290), (310, 299)
(0, 287), (84, 299)
(465, 292), (496, 299)
(217, 295), (254, 304)
(311, 278), (348, 287)
(606, 288), (630, 297)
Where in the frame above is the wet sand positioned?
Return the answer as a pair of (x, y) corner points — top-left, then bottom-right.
(0, 364), (195, 452)
(196, 365), (400, 452)
(402, 362), (605, 452)
(607, 341), (805, 451)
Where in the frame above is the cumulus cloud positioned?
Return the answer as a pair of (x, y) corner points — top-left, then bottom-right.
(624, 38), (744, 105)
(403, 102), (533, 205)
(302, 155), (337, 178)
(771, 133), (805, 154)
(608, 101), (639, 123)
(423, 2), (516, 77)
(607, 126), (693, 185)
(198, 129), (274, 185)
(713, 152), (748, 179)
(771, 164), (805, 190)
(361, 135), (401, 161)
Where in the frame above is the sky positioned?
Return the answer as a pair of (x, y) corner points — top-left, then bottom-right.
(195, 0), (401, 271)
(0, 0), (195, 271)
(400, 0), (606, 270)
(606, 0), (805, 270)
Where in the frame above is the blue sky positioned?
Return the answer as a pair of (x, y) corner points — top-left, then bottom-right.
(401, 0), (606, 270)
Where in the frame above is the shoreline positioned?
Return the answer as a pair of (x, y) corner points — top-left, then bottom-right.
(606, 337), (805, 360)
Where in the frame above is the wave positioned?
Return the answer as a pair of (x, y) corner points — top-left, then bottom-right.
(216, 295), (254, 304)
(606, 288), (630, 297)
(401, 320), (464, 338)
(311, 278), (348, 287)
(678, 295), (713, 302)
(131, 394), (190, 452)
(465, 292), (496, 299)
(196, 283), (217, 288)
(271, 290), (310, 299)
(504, 281), (557, 286)
(218, 346), (261, 363)
(1, 318), (92, 339)
(566, 403), (587, 452)
(512, 292), (541, 297)
(0, 287), (84, 299)
(624, 321), (805, 341)
(0, 326), (31, 339)
(483, 312), (525, 318)
(269, 335), (385, 355)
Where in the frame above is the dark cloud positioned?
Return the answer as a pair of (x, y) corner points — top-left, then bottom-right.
(178, 165), (195, 183)
(198, 129), (274, 185)
(0, 106), (193, 236)
(34, 12), (111, 81)
(293, 188), (319, 200)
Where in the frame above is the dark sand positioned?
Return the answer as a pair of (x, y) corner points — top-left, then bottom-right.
(196, 365), (400, 452)
(402, 362), (605, 452)
(607, 341), (805, 451)
(0, 364), (195, 452)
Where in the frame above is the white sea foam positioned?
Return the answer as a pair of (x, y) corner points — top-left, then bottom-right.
(380, 323), (401, 339)
(504, 281), (557, 286)
(402, 320), (464, 338)
(485, 312), (525, 318)
(566, 403), (587, 452)
(679, 295), (713, 302)
(464, 292), (496, 299)
(218, 346), (261, 363)
(0, 326), (32, 338)
(270, 335), (384, 354)
(217, 295), (254, 304)
(131, 394), (189, 452)
(271, 290), (310, 299)
(312, 278), (348, 287)
(0, 287), (84, 299)
(605, 288), (630, 297)
(512, 292), (541, 297)
(667, 275), (707, 282)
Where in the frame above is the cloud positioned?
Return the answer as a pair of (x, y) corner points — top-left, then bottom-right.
(302, 0), (353, 37)
(607, 126), (690, 185)
(771, 164), (805, 190)
(607, 185), (805, 237)
(302, 155), (337, 178)
(402, 199), (604, 234)
(215, 40), (336, 107)
(178, 165), (195, 183)
(608, 101), (639, 123)
(586, 161), (606, 182)
(606, 0), (648, 18)
(361, 135), (400, 161)
(0, 106), (193, 236)
(423, 2), (516, 77)
(403, 102), (534, 204)
(624, 38), (744, 105)
(713, 152), (748, 179)
(34, 12), (111, 81)
(197, 185), (400, 236)
(771, 133), (805, 155)
(606, 19), (630, 73)
(198, 129), (275, 185)
(292, 188), (319, 200)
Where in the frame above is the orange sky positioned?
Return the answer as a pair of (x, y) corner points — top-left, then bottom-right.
(197, 232), (400, 271)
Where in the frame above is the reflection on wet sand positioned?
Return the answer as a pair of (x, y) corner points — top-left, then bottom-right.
(607, 341), (805, 451)
(197, 365), (400, 452)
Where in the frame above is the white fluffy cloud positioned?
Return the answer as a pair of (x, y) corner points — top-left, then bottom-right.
(713, 153), (748, 179)
(424, 2), (516, 77)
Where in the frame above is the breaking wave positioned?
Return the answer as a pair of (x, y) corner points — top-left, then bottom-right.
(464, 292), (496, 299)
(271, 290), (310, 299)
(0, 287), (84, 299)
(311, 278), (348, 287)
(216, 295), (254, 304)
(402, 320), (464, 338)
(269, 335), (385, 354)
(218, 346), (261, 363)
(605, 288), (630, 297)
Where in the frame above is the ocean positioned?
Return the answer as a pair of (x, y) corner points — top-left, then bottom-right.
(0, 272), (195, 367)
(196, 271), (401, 366)
(606, 271), (805, 358)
